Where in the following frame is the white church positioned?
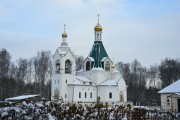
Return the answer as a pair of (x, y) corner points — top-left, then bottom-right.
(51, 17), (127, 104)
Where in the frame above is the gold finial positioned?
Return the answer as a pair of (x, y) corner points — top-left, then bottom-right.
(62, 24), (67, 38)
(94, 14), (102, 31)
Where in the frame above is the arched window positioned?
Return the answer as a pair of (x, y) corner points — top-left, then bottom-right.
(86, 61), (90, 71)
(109, 92), (112, 98)
(79, 92), (81, 98)
(97, 34), (99, 40)
(54, 89), (59, 100)
(105, 61), (110, 71)
(85, 92), (87, 98)
(65, 60), (71, 73)
(90, 92), (92, 98)
(56, 60), (60, 73)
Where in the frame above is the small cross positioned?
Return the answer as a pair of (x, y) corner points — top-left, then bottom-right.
(64, 24), (66, 32)
(98, 14), (100, 23)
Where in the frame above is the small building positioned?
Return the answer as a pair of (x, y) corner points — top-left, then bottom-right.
(158, 79), (180, 112)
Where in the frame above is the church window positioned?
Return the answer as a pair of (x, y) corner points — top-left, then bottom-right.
(85, 92), (87, 98)
(83, 82), (86, 84)
(89, 82), (92, 85)
(90, 92), (92, 98)
(66, 79), (67, 83)
(65, 60), (72, 73)
(109, 92), (112, 98)
(79, 92), (81, 98)
(56, 60), (60, 73)
(65, 94), (67, 98)
(54, 89), (59, 100)
(86, 61), (90, 71)
(105, 61), (110, 71)
(58, 79), (59, 83)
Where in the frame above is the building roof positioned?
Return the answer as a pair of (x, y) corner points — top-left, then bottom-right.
(68, 76), (95, 86)
(57, 47), (69, 55)
(99, 79), (118, 86)
(88, 41), (108, 68)
(5, 94), (40, 101)
(76, 76), (91, 82)
(158, 79), (180, 94)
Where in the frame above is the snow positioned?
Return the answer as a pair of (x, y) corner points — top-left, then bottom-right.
(47, 113), (55, 120)
(0, 101), (178, 120)
(71, 79), (82, 85)
(76, 76), (91, 82)
(69, 76), (95, 85)
(99, 79), (118, 86)
(158, 79), (180, 93)
(5, 94), (40, 101)
(88, 57), (94, 61)
(101, 57), (107, 62)
(57, 47), (69, 55)
(77, 69), (83, 72)
(91, 67), (104, 71)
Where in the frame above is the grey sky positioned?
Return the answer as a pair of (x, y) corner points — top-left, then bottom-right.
(0, 0), (180, 67)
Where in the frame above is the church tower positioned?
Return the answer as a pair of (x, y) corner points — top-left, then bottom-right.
(51, 25), (75, 101)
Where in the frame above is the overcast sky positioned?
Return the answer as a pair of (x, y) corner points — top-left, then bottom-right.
(1, 0), (180, 67)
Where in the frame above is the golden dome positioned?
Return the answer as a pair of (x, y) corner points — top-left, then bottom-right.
(94, 23), (102, 31)
(62, 32), (67, 38)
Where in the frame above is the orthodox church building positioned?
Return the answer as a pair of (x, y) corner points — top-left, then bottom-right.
(51, 17), (127, 103)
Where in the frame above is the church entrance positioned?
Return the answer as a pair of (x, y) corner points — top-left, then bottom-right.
(54, 89), (59, 100)
(178, 99), (180, 112)
(119, 91), (124, 102)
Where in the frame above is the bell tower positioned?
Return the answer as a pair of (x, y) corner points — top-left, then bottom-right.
(51, 25), (75, 101)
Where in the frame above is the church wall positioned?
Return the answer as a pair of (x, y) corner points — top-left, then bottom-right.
(77, 70), (112, 85)
(118, 79), (127, 102)
(98, 86), (119, 103)
(72, 85), (97, 103)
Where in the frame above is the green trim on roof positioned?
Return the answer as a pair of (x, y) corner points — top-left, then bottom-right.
(89, 41), (108, 68)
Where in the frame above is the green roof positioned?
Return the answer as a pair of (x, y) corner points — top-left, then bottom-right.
(88, 41), (109, 68)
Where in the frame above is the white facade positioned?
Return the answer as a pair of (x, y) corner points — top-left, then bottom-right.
(51, 21), (127, 104)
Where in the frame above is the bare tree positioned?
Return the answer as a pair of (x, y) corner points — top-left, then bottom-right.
(159, 58), (180, 87)
(0, 48), (11, 100)
(75, 55), (84, 71)
(34, 51), (51, 97)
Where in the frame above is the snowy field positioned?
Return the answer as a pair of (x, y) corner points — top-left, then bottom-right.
(0, 100), (180, 120)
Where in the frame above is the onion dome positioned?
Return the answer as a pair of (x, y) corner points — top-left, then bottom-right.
(62, 32), (67, 38)
(94, 23), (102, 32)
